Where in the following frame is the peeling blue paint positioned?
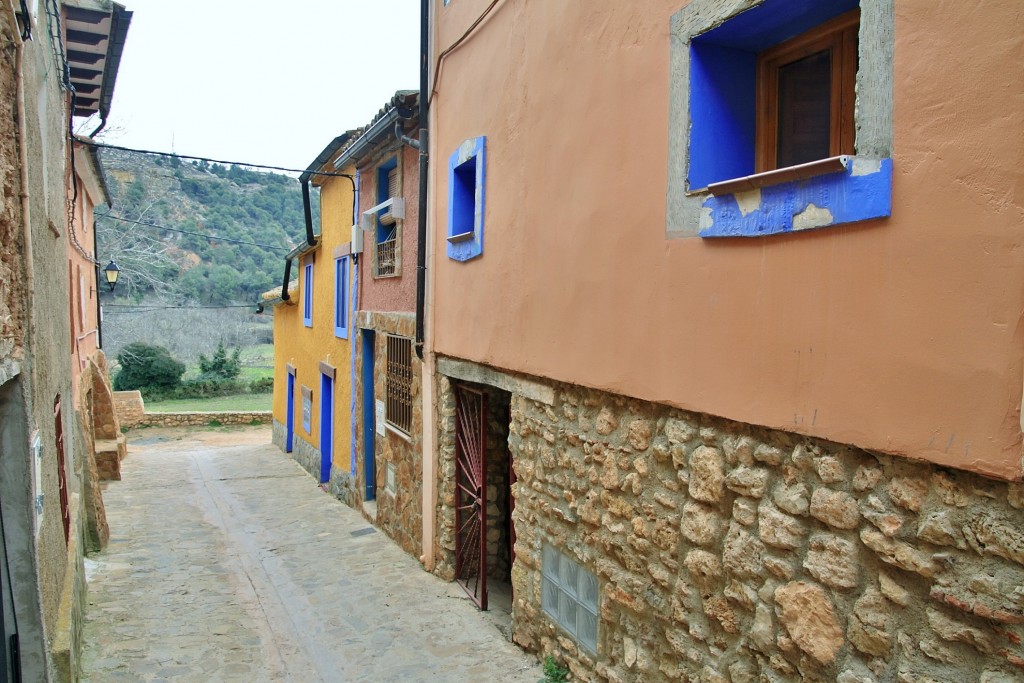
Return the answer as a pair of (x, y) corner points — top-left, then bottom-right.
(447, 136), (486, 261)
(699, 158), (892, 238)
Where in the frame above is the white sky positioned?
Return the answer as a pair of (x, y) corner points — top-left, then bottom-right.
(89, 0), (420, 171)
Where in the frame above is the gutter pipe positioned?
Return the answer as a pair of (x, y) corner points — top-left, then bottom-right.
(301, 179), (315, 247)
(7, 0), (33, 356)
(414, 0), (429, 359)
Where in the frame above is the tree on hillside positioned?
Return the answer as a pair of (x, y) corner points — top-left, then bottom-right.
(198, 341), (242, 381)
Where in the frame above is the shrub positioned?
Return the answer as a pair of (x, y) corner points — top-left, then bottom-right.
(113, 343), (185, 392)
(198, 341), (242, 381)
(249, 377), (274, 394)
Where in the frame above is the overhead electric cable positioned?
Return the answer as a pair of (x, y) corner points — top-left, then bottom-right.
(81, 140), (355, 179)
(95, 212), (291, 252)
(104, 304), (259, 311)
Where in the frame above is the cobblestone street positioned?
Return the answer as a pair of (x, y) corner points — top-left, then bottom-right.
(80, 426), (538, 682)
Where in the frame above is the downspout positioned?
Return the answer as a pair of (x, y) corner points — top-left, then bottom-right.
(301, 179), (316, 247)
(414, 0), (429, 360)
(349, 171), (360, 476)
(93, 210), (103, 348)
(280, 256), (293, 302)
(8, 0), (34, 354)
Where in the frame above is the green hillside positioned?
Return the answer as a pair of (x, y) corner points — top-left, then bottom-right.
(97, 148), (317, 304)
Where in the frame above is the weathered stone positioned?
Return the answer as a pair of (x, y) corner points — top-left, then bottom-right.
(888, 477), (929, 513)
(723, 435), (756, 465)
(733, 498), (757, 526)
(724, 579), (758, 611)
(853, 465), (883, 492)
(684, 549), (722, 589)
(623, 636), (637, 668)
(754, 443), (784, 466)
(651, 516), (679, 551)
(838, 670), (878, 683)
(728, 660), (757, 683)
(791, 444), (815, 471)
(804, 534), (859, 590)
(750, 602), (775, 651)
(595, 407), (618, 435)
(773, 482), (810, 516)
(810, 488), (860, 530)
(815, 456), (846, 484)
(627, 419), (653, 450)
(848, 589), (893, 656)
(981, 671), (1021, 683)
(700, 665), (728, 683)
(929, 583), (1024, 625)
(860, 529), (938, 577)
(774, 581), (844, 664)
(917, 511), (965, 549)
(918, 638), (965, 665)
(933, 471), (971, 508)
(763, 556), (796, 580)
(704, 595), (739, 634)
(1008, 483), (1024, 510)
(725, 466), (770, 499)
(926, 608), (996, 654)
(688, 446), (725, 503)
(758, 502), (807, 550)
(681, 502), (722, 547)
(963, 512), (1024, 566)
(879, 572), (911, 606)
(600, 456), (620, 490)
(722, 522), (764, 578)
(861, 495), (905, 537)
(651, 436), (671, 462)
(664, 417), (696, 445)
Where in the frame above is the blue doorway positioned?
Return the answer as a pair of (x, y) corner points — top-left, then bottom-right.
(285, 372), (295, 453)
(320, 373), (334, 484)
(361, 330), (376, 501)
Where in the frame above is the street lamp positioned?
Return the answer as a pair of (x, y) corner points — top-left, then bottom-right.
(103, 260), (120, 292)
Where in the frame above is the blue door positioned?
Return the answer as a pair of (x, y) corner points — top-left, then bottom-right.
(320, 373), (334, 484)
(361, 330), (376, 501)
(285, 373), (295, 453)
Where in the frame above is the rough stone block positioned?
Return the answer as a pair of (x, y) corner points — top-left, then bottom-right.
(804, 534), (859, 590)
(725, 466), (770, 499)
(758, 502), (807, 550)
(688, 446), (725, 503)
(810, 487), (861, 529)
(774, 581), (844, 665)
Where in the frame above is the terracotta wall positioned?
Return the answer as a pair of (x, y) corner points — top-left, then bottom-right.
(358, 144), (418, 313)
(428, 0), (1024, 478)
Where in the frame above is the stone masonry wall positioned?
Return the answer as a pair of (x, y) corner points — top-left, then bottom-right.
(485, 389), (512, 580)
(353, 312), (423, 559)
(134, 411), (272, 428)
(440, 372), (1024, 682)
(112, 391), (145, 428)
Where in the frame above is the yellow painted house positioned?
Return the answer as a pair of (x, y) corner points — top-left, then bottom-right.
(266, 132), (360, 499)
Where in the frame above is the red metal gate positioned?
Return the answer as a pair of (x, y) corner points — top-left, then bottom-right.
(454, 383), (488, 610)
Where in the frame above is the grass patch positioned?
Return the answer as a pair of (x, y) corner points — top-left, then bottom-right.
(146, 393), (272, 413)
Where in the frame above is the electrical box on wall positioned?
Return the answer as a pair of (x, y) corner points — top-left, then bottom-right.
(351, 223), (363, 255)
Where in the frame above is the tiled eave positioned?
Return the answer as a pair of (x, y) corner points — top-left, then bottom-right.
(65, 2), (132, 119)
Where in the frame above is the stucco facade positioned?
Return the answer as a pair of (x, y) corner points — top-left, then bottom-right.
(424, 0), (1024, 680)
(0, 2), (131, 678)
(427, 0), (1024, 479)
(269, 149), (356, 496)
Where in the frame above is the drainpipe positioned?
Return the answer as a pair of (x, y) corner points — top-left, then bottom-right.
(93, 208), (103, 349)
(301, 179), (316, 247)
(280, 256), (294, 302)
(7, 1), (34, 354)
(414, 0), (429, 360)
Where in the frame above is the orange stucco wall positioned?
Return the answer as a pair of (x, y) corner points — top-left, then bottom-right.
(428, 0), (1024, 478)
(68, 163), (101, 403)
(271, 166), (355, 468)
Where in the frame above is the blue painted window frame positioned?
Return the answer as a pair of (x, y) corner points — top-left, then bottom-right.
(302, 259), (313, 327)
(334, 255), (349, 339)
(376, 156), (398, 246)
(668, 0), (893, 239)
(447, 136), (486, 262)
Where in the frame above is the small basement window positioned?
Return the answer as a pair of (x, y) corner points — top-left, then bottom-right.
(542, 543), (599, 655)
(447, 136), (486, 261)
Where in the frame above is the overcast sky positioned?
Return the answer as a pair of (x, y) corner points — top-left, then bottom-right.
(88, 0), (420, 171)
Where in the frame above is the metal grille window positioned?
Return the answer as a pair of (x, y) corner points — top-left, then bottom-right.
(385, 335), (413, 434)
(542, 543), (599, 654)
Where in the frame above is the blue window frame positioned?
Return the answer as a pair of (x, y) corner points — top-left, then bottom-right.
(334, 255), (349, 339)
(447, 136), (486, 262)
(666, 0), (893, 239)
(302, 260), (313, 327)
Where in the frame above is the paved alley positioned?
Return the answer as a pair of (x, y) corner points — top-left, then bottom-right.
(80, 426), (539, 682)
